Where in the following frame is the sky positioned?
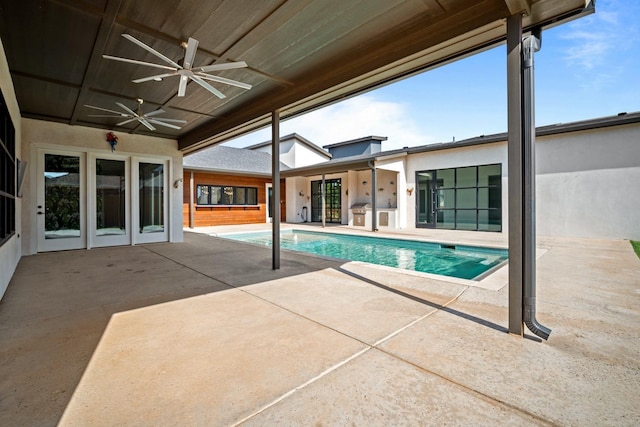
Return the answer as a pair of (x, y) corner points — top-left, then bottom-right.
(224, 0), (640, 151)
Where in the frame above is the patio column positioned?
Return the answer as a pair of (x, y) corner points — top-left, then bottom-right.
(507, 13), (551, 339)
(189, 171), (194, 228)
(507, 13), (524, 336)
(272, 110), (280, 270)
(321, 174), (326, 228)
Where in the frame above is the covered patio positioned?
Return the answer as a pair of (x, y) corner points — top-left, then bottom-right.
(1, 227), (638, 425)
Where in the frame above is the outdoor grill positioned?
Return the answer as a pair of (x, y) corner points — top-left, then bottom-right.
(351, 203), (371, 226)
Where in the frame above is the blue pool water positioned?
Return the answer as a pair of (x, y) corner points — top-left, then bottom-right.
(218, 230), (508, 280)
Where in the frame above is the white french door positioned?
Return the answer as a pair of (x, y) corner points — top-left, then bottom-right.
(37, 150), (170, 251)
(37, 149), (86, 252)
(132, 158), (169, 244)
(88, 154), (131, 248)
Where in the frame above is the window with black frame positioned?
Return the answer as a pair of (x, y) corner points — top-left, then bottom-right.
(0, 91), (16, 247)
(416, 164), (501, 232)
(196, 184), (257, 205)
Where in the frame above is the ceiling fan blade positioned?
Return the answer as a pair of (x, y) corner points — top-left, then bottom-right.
(115, 102), (138, 117)
(132, 72), (178, 83)
(183, 37), (199, 69)
(197, 73), (252, 90)
(84, 104), (129, 116)
(121, 34), (182, 69)
(194, 61), (248, 73)
(102, 55), (176, 71)
(147, 118), (187, 123)
(88, 114), (124, 118)
(178, 75), (188, 97)
(148, 118), (183, 130)
(190, 75), (226, 99)
(138, 118), (156, 131)
(143, 109), (166, 117)
(116, 118), (138, 126)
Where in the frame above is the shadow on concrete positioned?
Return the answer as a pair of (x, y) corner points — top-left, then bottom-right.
(0, 233), (342, 426)
(336, 267), (542, 342)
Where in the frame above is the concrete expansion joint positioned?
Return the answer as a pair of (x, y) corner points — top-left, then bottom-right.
(231, 285), (472, 426)
(140, 245), (557, 426)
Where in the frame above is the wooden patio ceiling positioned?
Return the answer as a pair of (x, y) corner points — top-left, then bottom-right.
(0, 0), (592, 153)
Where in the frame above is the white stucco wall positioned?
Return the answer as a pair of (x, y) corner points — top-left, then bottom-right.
(285, 177), (311, 223)
(21, 119), (183, 255)
(252, 139), (329, 168)
(293, 143), (331, 167)
(536, 124), (640, 239)
(0, 37), (22, 300)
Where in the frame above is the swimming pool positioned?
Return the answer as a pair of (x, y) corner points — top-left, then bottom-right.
(218, 229), (508, 280)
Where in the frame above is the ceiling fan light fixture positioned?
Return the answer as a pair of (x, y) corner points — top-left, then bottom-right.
(103, 33), (251, 98)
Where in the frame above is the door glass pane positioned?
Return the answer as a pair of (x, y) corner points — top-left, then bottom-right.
(479, 164), (501, 186)
(457, 210), (477, 230)
(436, 210), (455, 229)
(457, 166), (476, 187)
(139, 162), (164, 234)
(417, 172), (433, 225)
(44, 154), (80, 239)
(437, 189), (455, 209)
(96, 159), (126, 236)
(437, 169), (455, 188)
(456, 188), (476, 209)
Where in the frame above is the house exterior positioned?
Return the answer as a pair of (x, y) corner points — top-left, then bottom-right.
(182, 134), (332, 227)
(281, 113), (640, 241)
(182, 145), (287, 227)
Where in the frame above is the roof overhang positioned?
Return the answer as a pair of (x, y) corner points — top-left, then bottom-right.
(0, 0), (594, 153)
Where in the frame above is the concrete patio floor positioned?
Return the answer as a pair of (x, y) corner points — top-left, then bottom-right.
(1, 226), (638, 426)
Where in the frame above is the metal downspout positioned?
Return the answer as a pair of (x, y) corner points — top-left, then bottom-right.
(522, 28), (551, 340)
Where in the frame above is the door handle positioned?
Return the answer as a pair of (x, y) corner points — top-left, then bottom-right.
(37, 212), (44, 215)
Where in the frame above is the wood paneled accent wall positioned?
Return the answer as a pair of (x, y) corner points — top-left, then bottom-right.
(183, 171), (285, 227)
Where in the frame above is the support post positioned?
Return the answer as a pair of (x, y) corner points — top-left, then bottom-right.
(321, 174), (326, 228)
(371, 166), (377, 231)
(189, 171), (195, 228)
(507, 13), (523, 336)
(272, 110), (280, 270)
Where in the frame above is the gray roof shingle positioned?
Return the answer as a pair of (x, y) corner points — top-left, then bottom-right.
(183, 145), (288, 175)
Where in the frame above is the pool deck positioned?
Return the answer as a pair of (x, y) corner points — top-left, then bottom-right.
(1, 224), (638, 426)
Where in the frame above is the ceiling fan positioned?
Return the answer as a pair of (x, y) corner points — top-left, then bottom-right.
(85, 99), (187, 131)
(103, 34), (252, 98)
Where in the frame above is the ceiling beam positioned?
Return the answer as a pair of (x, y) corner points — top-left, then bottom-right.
(178, 0), (510, 150)
(504, 0), (531, 15)
(69, 0), (123, 125)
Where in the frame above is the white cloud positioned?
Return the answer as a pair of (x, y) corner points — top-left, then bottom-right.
(560, 0), (639, 70)
(279, 95), (431, 150)
(225, 94), (434, 150)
